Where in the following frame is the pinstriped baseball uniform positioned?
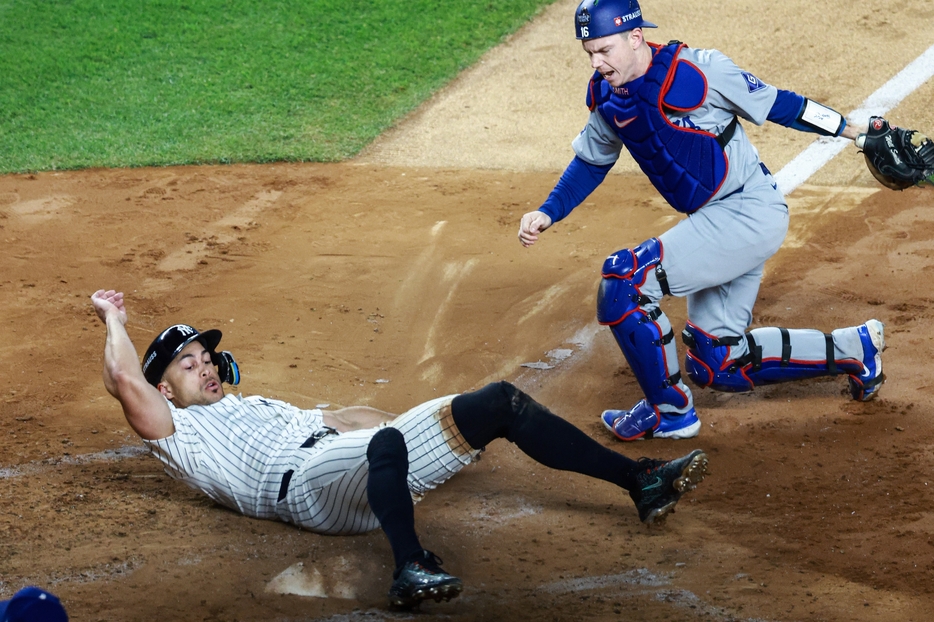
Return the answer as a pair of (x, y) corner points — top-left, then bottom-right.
(143, 393), (480, 535)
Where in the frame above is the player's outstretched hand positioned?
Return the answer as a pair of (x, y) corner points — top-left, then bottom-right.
(91, 289), (128, 325)
(518, 210), (553, 247)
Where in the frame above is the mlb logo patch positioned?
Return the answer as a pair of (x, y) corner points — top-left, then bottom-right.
(742, 71), (766, 93)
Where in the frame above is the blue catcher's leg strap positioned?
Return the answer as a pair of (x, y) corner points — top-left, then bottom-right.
(597, 239), (692, 414)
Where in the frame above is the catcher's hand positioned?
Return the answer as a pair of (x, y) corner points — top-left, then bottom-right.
(855, 116), (934, 190)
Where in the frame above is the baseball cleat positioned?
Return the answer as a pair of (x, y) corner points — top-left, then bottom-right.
(388, 550), (462, 609)
(848, 319), (885, 401)
(602, 399), (701, 441)
(630, 449), (709, 525)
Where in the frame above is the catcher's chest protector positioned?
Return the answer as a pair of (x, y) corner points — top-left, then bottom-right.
(588, 43), (729, 213)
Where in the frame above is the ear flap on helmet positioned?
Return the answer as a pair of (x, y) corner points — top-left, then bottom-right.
(214, 350), (241, 385)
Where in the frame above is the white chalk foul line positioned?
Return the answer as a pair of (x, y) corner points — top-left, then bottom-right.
(774, 43), (934, 195)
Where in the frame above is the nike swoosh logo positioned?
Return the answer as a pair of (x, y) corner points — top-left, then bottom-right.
(642, 476), (664, 491)
(614, 115), (637, 129)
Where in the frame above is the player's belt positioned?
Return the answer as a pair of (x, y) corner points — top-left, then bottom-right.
(276, 427), (339, 502)
(300, 426), (337, 448)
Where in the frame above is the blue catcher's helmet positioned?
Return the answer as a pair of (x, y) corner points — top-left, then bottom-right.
(575, 0), (657, 40)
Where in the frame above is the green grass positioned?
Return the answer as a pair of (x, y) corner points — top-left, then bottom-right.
(0, 0), (554, 173)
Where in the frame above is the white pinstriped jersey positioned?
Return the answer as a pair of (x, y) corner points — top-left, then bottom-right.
(143, 394), (328, 519)
(143, 393), (480, 535)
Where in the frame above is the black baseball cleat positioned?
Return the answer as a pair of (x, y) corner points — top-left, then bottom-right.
(630, 449), (708, 525)
(388, 549), (463, 609)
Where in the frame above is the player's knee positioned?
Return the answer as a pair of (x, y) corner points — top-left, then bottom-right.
(366, 427), (408, 470)
(597, 239), (664, 325)
(682, 323), (755, 392)
(486, 381), (548, 444)
(487, 380), (531, 424)
(451, 381), (526, 447)
(597, 275), (639, 325)
(456, 380), (516, 418)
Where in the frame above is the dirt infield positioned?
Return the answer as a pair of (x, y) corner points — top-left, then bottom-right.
(3, 1), (934, 620)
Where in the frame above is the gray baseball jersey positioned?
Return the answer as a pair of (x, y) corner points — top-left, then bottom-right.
(143, 393), (480, 535)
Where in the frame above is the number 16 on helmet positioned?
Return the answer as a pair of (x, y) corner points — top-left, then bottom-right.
(575, 0), (657, 40)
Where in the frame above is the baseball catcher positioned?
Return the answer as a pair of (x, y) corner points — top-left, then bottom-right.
(856, 116), (934, 190)
(518, 0), (894, 443)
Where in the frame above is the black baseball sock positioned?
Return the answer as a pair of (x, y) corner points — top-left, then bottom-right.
(451, 381), (641, 491)
(366, 428), (422, 570)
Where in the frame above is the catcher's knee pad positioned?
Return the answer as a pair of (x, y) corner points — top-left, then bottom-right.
(597, 239), (688, 410)
(596, 238), (670, 325)
(682, 323), (756, 392)
(366, 427), (408, 471)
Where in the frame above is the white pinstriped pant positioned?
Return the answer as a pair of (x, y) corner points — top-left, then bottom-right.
(274, 395), (480, 535)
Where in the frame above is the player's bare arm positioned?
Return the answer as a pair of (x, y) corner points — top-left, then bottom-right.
(518, 210), (553, 247)
(323, 406), (397, 432)
(91, 289), (175, 440)
(842, 123), (867, 140)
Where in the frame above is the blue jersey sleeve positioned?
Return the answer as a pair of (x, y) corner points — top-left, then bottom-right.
(767, 89), (804, 126)
(539, 156), (613, 223)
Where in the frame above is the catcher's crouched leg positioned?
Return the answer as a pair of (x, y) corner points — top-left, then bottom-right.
(597, 239), (699, 441)
(597, 239), (693, 415)
(682, 322), (865, 391)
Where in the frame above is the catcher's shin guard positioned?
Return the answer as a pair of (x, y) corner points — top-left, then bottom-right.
(682, 322), (864, 392)
(597, 240), (691, 413)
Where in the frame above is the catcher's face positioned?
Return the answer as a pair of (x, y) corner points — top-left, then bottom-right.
(159, 341), (225, 408)
(582, 30), (645, 87)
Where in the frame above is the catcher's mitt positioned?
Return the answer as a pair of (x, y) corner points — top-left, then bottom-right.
(856, 117), (934, 190)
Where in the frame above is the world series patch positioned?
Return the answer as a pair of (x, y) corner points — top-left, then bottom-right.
(741, 72), (766, 93)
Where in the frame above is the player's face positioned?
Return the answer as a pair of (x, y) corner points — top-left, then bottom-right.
(582, 31), (643, 87)
(159, 341), (225, 408)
